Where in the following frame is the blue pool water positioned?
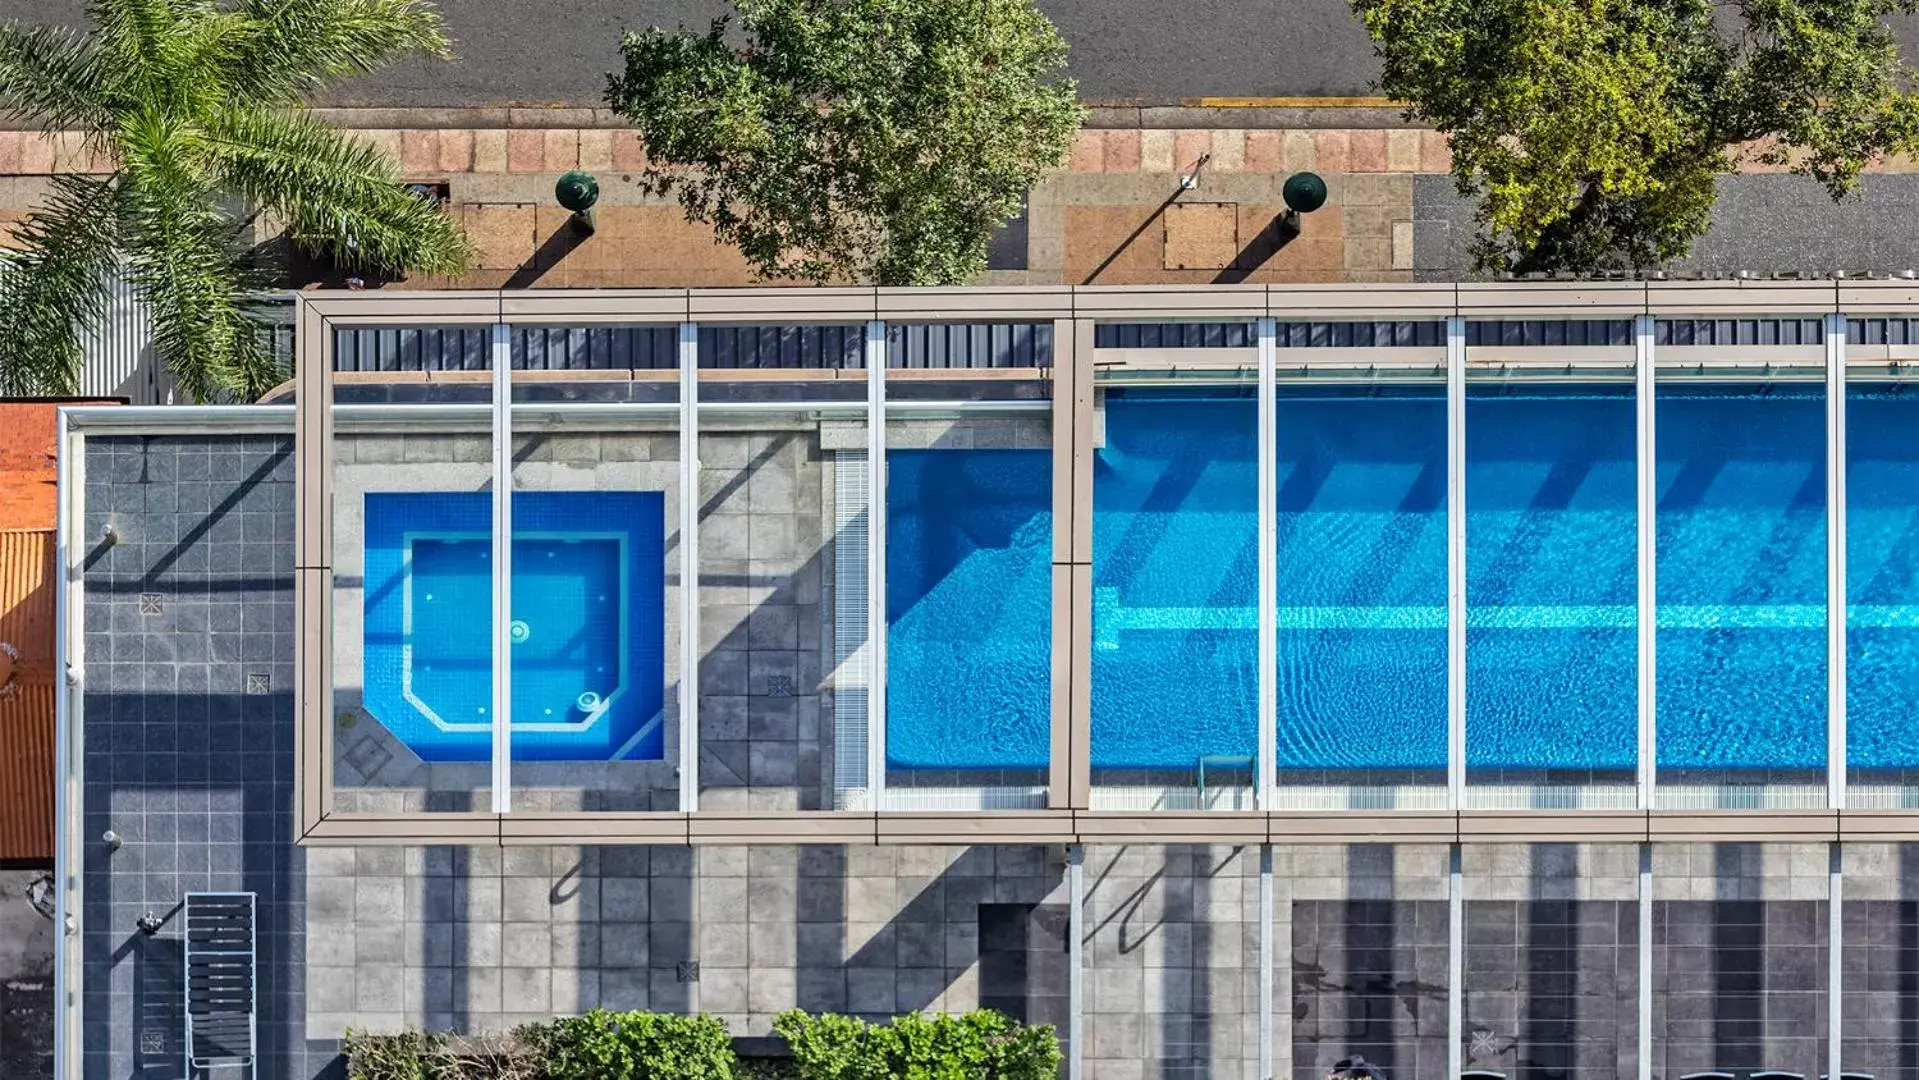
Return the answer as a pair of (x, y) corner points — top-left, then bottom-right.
(1466, 387), (1636, 771)
(1090, 389), (1455, 771)
(1656, 386), (1826, 771)
(886, 450), (1052, 770)
(1092, 392), (1261, 769)
(362, 491), (665, 763)
(1846, 385), (1919, 772)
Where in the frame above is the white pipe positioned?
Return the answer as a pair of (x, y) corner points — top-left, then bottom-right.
(1448, 844), (1464, 1080)
(1068, 843), (1085, 1080)
(1827, 312), (1847, 808)
(1638, 842), (1653, 1080)
(1446, 316), (1466, 807)
(1257, 317), (1277, 811)
(679, 323), (700, 812)
(1258, 843), (1275, 1080)
(1636, 314), (1658, 807)
(1829, 842), (1844, 1080)
(51, 409), (76, 1078)
(866, 320), (888, 810)
(491, 323), (513, 812)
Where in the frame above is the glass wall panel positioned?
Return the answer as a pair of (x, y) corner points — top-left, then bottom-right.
(696, 395), (859, 813)
(696, 332), (867, 811)
(507, 350), (681, 811)
(1286, 844), (1452, 1079)
(884, 364), (1052, 810)
(1655, 384), (1827, 808)
(1465, 385), (1637, 809)
(1090, 385), (1257, 809)
(1651, 843), (1830, 1078)
(1839, 842), (1919, 1077)
(1847, 384), (1919, 807)
(1274, 384), (1448, 810)
(1461, 844), (1640, 1080)
(329, 329), (494, 813)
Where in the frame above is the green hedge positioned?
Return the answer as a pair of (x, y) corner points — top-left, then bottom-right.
(343, 1008), (1059, 1080)
(775, 1010), (1060, 1080)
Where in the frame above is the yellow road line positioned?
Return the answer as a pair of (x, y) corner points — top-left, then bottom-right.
(1182, 96), (1401, 108)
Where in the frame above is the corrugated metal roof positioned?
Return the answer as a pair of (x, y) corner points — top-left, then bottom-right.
(0, 403), (59, 531)
(0, 528), (54, 863)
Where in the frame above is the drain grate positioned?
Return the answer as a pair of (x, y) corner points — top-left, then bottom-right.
(138, 594), (164, 615)
(244, 673), (270, 695)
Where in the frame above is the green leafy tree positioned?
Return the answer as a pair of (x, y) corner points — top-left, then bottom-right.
(607, 0), (1082, 286)
(1354, 0), (1919, 273)
(0, 0), (473, 401)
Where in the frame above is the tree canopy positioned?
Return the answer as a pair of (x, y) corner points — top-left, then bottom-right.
(0, 0), (472, 401)
(607, 0), (1082, 286)
(1354, 0), (1919, 273)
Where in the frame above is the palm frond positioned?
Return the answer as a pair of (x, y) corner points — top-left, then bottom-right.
(85, 0), (180, 101)
(117, 114), (279, 401)
(0, 24), (117, 132)
(204, 108), (472, 275)
(0, 175), (121, 397)
(226, 0), (451, 102)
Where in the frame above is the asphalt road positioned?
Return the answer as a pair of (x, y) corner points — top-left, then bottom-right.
(7, 1), (1919, 107)
(0, 0), (1386, 105)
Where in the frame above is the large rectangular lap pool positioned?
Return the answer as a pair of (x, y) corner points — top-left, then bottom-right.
(884, 384), (1919, 781)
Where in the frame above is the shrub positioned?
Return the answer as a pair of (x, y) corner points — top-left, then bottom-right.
(344, 1029), (531, 1080)
(534, 1010), (737, 1080)
(343, 1008), (1058, 1080)
(773, 1009), (1060, 1080)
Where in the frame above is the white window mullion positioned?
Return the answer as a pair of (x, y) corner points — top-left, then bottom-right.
(1257, 317), (1277, 811)
(679, 322), (700, 813)
(1636, 313), (1657, 808)
(1827, 310), (1847, 808)
(490, 321), (513, 813)
(1446, 315), (1466, 808)
(866, 320), (888, 811)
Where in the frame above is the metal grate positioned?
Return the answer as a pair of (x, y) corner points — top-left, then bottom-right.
(1465, 319), (1633, 347)
(513, 326), (678, 370)
(184, 892), (256, 1071)
(1095, 321), (1445, 348)
(832, 450), (870, 807)
(1655, 318), (1824, 346)
(886, 323), (1052, 368)
(1096, 322), (1255, 348)
(700, 324), (866, 369)
(1848, 317), (1919, 345)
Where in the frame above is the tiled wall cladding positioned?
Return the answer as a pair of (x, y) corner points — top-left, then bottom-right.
(78, 435), (322, 1080)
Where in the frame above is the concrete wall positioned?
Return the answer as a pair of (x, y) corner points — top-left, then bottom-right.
(14, 114), (1919, 292)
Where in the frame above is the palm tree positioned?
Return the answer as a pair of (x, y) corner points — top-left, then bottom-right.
(0, 0), (473, 401)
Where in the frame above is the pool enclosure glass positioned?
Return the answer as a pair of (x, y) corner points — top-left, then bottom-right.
(1654, 382), (1828, 808)
(1276, 383), (1448, 808)
(508, 327), (683, 813)
(1465, 383), (1637, 809)
(883, 333), (1054, 809)
(303, 302), (1906, 820)
(330, 327), (497, 814)
(1845, 383), (1919, 806)
(1091, 385), (1259, 809)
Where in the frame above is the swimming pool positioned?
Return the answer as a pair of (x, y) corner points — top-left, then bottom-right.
(899, 385), (1913, 777)
(361, 491), (666, 763)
